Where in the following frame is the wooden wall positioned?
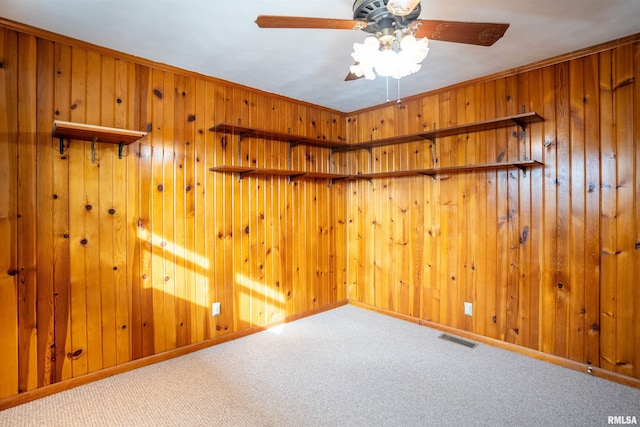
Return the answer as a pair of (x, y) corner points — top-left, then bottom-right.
(1, 18), (639, 403)
(0, 24), (347, 399)
(343, 37), (640, 381)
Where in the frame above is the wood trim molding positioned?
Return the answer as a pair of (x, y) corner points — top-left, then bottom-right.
(0, 300), (348, 411)
(1, 297), (638, 411)
(348, 300), (640, 390)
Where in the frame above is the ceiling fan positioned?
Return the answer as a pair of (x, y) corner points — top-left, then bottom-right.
(256, 0), (509, 81)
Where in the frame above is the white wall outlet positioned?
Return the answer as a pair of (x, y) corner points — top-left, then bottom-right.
(464, 302), (473, 316)
(212, 302), (221, 317)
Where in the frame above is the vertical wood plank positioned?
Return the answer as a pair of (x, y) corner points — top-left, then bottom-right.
(527, 67), (545, 352)
(0, 27), (19, 399)
(17, 32), (39, 393)
(612, 44), (635, 377)
(84, 50), (103, 374)
(173, 74), (188, 347)
(35, 38), (56, 387)
(121, 60), (138, 364)
(471, 82), (487, 336)
(68, 46), (89, 378)
(583, 53), (601, 367)
(599, 49), (617, 372)
(162, 71), (177, 350)
(114, 58), (133, 365)
(53, 43), (72, 381)
(483, 79), (499, 339)
(516, 71), (533, 348)
(150, 68), (167, 353)
(540, 63), (559, 355)
(634, 41), (640, 379)
(568, 57), (586, 362)
(554, 61), (571, 358)
(98, 54), (117, 370)
(136, 65), (155, 359)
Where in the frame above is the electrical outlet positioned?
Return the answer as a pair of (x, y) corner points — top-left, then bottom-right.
(464, 302), (473, 316)
(212, 302), (221, 317)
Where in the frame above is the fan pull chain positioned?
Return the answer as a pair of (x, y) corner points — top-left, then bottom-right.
(385, 77), (402, 104)
(386, 77), (390, 103)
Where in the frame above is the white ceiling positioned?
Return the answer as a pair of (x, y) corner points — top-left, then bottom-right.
(2, 0), (640, 112)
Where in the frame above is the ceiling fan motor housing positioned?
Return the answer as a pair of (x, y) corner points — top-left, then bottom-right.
(353, 0), (421, 33)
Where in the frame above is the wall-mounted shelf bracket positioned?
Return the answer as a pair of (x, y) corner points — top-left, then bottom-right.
(419, 171), (437, 181)
(515, 162), (531, 177)
(423, 123), (438, 170)
(90, 137), (97, 163)
(59, 135), (65, 155)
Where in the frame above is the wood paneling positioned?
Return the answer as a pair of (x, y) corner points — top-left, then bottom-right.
(0, 24), (346, 402)
(348, 37), (640, 381)
(1, 20), (639, 406)
(0, 27), (20, 398)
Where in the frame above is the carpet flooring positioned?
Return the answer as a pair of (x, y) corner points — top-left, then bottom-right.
(1, 305), (639, 426)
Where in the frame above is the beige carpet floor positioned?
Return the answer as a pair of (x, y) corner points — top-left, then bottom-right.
(1, 305), (639, 426)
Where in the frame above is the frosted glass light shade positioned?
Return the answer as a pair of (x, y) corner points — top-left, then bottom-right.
(350, 34), (429, 80)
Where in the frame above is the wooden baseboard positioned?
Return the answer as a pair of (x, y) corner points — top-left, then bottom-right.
(0, 300), (348, 411)
(348, 300), (640, 390)
(3, 297), (636, 411)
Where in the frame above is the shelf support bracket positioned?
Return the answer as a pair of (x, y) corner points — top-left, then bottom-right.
(427, 122), (437, 169)
(118, 142), (124, 159)
(239, 170), (253, 180)
(235, 132), (252, 165)
(515, 163), (528, 177)
(512, 120), (529, 163)
(59, 136), (65, 155)
(90, 137), (97, 163)
(420, 171), (437, 182)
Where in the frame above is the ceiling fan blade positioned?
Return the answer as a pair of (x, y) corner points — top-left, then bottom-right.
(256, 16), (367, 30)
(345, 70), (363, 81)
(409, 20), (509, 46)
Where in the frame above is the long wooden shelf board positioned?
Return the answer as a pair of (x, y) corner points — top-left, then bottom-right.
(209, 123), (346, 148)
(424, 112), (544, 139)
(355, 160), (543, 179)
(333, 112), (544, 153)
(51, 120), (147, 144)
(209, 166), (349, 180)
(301, 172), (351, 179)
(210, 160), (542, 180)
(332, 133), (432, 152)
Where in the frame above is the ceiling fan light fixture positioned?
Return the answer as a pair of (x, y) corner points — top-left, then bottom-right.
(387, 0), (421, 17)
(351, 31), (429, 80)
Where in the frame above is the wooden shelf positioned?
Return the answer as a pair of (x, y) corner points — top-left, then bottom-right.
(210, 160), (543, 182)
(332, 112), (544, 153)
(51, 120), (147, 144)
(209, 112), (544, 182)
(51, 120), (147, 158)
(209, 166), (350, 181)
(353, 160), (544, 179)
(209, 123), (346, 149)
